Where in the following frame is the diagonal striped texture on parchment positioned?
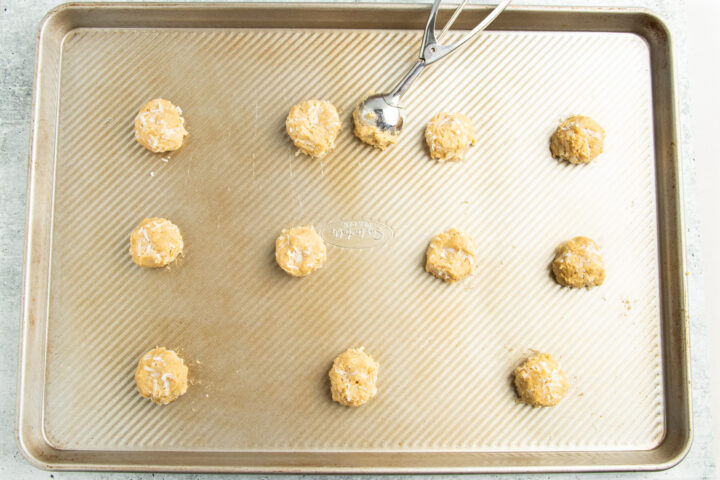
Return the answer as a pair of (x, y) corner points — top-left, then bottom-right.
(42, 27), (663, 452)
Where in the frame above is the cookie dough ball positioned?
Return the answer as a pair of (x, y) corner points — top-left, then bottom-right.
(329, 347), (379, 407)
(552, 236), (606, 288)
(425, 228), (477, 283)
(424, 112), (476, 162)
(135, 347), (189, 405)
(134, 98), (188, 153)
(275, 225), (327, 277)
(285, 99), (341, 158)
(352, 104), (400, 150)
(514, 353), (569, 407)
(550, 115), (605, 164)
(129, 217), (184, 268)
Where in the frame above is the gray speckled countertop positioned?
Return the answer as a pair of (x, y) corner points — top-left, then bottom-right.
(0, 1), (715, 479)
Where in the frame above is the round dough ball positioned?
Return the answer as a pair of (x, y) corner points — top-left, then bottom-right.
(329, 347), (379, 407)
(425, 228), (477, 283)
(135, 347), (189, 405)
(552, 236), (605, 288)
(286, 99), (341, 158)
(352, 104), (400, 150)
(514, 353), (569, 407)
(129, 217), (184, 268)
(275, 225), (327, 277)
(134, 98), (188, 153)
(550, 115), (605, 164)
(424, 112), (476, 162)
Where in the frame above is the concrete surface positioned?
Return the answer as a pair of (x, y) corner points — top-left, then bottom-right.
(688, 0), (720, 472)
(0, 0), (715, 479)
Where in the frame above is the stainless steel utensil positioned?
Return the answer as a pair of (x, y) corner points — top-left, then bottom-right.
(355, 0), (512, 139)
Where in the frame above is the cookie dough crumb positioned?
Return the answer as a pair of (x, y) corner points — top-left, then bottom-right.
(134, 98), (188, 153)
(514, 353), (568, 407)
(425, 228), (477, 283)
(424, 112), (476, 162)
(286, 99), (341, 158)
(329, 347), (379, 407)
(275, 225), (327, 277)
(135, 347), (189, 405)
(352, 104), (400, 150)
(550, 115), (605, 164)
(552, 236), (605, 288)
(129, 217), (183, 268)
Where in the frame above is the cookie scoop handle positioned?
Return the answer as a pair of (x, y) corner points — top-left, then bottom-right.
(388, 0), (511, 104)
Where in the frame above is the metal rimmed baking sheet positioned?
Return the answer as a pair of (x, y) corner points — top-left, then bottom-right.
(17, 3), (690, 473)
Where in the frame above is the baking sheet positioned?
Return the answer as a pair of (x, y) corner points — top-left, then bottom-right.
(17, 3), (690, 473)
